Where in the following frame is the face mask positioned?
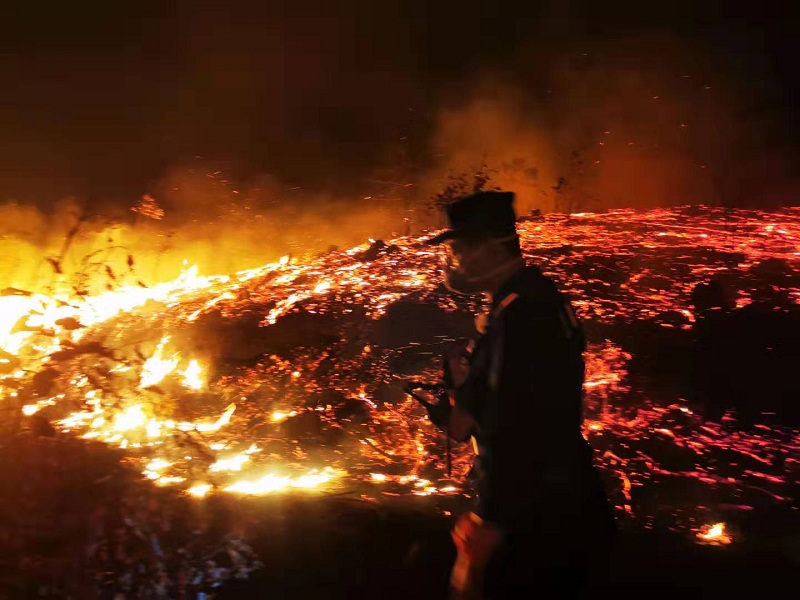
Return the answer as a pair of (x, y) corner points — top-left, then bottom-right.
(440, 240), (490, 295)
(443, 265), (485, 295)
(442, 235), (521, 295)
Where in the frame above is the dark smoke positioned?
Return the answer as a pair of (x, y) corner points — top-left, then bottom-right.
(1, 3), (797, 289)
(422, 29), (797, 212)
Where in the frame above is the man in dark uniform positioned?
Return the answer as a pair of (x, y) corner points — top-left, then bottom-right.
(424, 191), (616, 598)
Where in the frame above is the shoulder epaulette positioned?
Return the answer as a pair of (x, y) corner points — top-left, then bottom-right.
(492, 292), (519, 318)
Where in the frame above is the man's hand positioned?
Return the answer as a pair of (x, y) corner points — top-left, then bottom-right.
(423, 396), (451, 429)
(451, 513), (505, 568)
(443, 340), (472, 389)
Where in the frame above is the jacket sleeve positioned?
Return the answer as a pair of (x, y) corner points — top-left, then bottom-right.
(475, 295), (584, 527)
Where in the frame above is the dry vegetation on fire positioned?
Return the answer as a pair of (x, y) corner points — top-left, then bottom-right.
(2, 205), (799, 596)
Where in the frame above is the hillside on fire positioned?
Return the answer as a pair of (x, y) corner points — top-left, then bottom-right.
(1, 205), (798, 596)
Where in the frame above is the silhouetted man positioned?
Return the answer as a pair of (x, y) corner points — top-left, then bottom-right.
(424, 191), (616, 598)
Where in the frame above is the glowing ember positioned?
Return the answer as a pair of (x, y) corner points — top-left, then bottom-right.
(271, 410), (297, 422)
(143, 458), (173, 478)
(697, 522), (732, 545)
(21, 404), (39, 416)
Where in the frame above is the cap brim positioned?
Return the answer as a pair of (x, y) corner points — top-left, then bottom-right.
(424, 230), (458, 245)
(425, 228), (519, 246)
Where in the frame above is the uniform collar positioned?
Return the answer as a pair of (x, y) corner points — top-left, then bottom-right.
(490, 264), (530, 310)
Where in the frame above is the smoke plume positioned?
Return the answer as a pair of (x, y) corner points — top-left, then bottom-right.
(421, 32), (796, 212)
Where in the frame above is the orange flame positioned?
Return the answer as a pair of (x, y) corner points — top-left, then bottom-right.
(697, 522), (732, 545)
(2, 206), (797, 510)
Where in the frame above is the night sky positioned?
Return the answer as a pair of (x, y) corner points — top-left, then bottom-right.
(1, 1), (796, 206)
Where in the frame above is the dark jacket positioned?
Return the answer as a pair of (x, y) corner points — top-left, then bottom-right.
(455, 265), (614, 539)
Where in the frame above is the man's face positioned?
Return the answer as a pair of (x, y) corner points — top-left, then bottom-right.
(448, 238), (487, 276)
(443, 237), (494, 294)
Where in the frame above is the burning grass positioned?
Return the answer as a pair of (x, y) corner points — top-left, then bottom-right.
(2, 205), (799, 561)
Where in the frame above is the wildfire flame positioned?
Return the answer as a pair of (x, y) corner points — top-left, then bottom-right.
(113, 404), (148, 432)
(140, 336), (179, 388)
(222, 468), (338, 495)
(0, 295), (42, 355)
(1, 207), (798, 538)
(181, 359), (204, 390)
(697, 522), (733, 545)
(188, 483), (213, 498)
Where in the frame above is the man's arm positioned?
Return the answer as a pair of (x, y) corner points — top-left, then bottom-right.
(445, 342), (479, 442)
(416, 342), (478, 442)
(414, 384), (476, 442)
(447, 402), (476, 442)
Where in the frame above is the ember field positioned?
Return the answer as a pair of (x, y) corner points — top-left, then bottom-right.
(2, 205), (799, 597)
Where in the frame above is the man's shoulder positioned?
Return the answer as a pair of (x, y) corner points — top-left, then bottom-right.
(495, 291), (559, 325)
(494, 268), (572, 326)
(506, 266), (562, 304)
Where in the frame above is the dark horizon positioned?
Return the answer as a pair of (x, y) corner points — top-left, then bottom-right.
(1, 1), (797, 209)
